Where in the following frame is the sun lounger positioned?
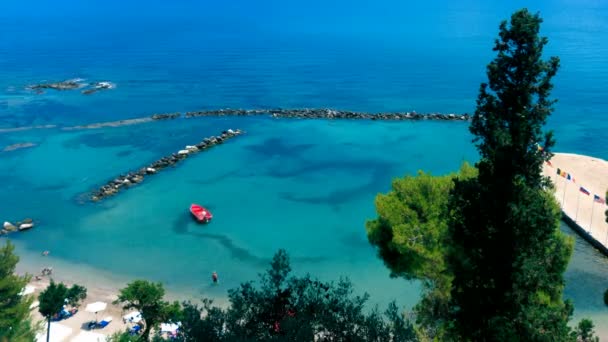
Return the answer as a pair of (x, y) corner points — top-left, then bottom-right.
(129, 325), (141, 335)
(97, 317), (112, 329)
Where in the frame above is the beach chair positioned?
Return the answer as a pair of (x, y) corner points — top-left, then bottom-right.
(129, 325), (141, 335)
(97, 317), (112, 329)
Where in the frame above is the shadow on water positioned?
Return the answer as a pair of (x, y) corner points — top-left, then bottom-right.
(278, 166), (394, 211)
(244, 137), (314, 158)
(16, 98), (83, 126)
(266, 158), (396, 179)
(172, 215), (327, 267)
(115, 150), (133, 157)
(340, 231), (372, 249)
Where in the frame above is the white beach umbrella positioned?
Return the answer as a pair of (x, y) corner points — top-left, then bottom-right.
(85, 301), (107, 322)
(160, 322), (181, 333)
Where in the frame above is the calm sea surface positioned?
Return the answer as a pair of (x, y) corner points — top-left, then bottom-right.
(1, 0), (607, 333)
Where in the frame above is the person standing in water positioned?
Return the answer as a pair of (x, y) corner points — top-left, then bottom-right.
(212, 271), (218, 284)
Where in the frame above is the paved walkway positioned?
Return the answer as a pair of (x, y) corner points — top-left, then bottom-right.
(542, 153), (608, 247)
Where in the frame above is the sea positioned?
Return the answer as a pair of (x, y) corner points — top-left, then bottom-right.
(1, 0), (608, 333)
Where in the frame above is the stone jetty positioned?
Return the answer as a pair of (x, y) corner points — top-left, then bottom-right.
(184, 108), (470, 121)
(89, 129), (243, 202)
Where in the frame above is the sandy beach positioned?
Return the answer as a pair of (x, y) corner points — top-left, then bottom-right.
(543, 153), (608, 245)
(26, 277), (129, 340)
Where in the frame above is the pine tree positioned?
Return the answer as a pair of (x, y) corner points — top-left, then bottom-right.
(446, 9), (574, 340)
(0, 241), (37, 342)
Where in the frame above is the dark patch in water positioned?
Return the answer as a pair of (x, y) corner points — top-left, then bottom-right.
(172, 216), (327, 267)
(116, 150), (133, 157)
(266, 159), (395, 179)
(340, 232), (371, 248)
(33, 183), (69, 192)
(278, 167), (393, 210)
(245, 137), (314, 158)
(17, 98), (82, 126)
(189, 231), (268, 266)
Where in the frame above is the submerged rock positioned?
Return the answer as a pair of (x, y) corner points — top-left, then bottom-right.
(28, 79), (84, 91)
(2, 142), (37, 152)
(19, 223), (34, 231)
(3, 221), (17, 231)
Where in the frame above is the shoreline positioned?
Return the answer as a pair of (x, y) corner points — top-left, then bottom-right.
(8, 150), (608, 338)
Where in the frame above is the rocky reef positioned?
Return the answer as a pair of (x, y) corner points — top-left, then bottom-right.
(27, 79), (114, 95)
(184, 108), (470, 121)
(89, 129), (243, 202)
(28, 79), (84, 92)
(82, 81), (115, 95)
(1, 218), (35, 236)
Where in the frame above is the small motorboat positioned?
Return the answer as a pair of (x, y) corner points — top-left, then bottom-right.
(190, 204), (212, 223)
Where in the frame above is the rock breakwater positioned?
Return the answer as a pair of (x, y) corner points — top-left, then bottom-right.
(89, 129), (243, 202)
(151, 112), (181, 120)
(184, 108), (470, 121)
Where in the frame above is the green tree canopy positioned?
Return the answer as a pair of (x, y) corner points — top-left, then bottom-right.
(178, 249), (416, 341)
(571, 319), (599, 342)
(446, 8), (574, 340)
(38, 280), (87, 342)
(114, 280), (180, 341)
(0, 241), (37, 342)
(366, 163), (476, 338)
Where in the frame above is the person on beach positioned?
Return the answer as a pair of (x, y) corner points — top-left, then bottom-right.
(212, 271), (218, 284)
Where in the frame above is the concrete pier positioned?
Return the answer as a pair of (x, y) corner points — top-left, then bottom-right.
(543, 153), (608, 254)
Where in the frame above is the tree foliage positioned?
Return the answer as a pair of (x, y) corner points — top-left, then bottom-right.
(366, 163), (476, 337)
(446, 8), (574, 340)
(177, 249), (416, 341)
(114, 280), (180, 341)
(0, 241), (37, 342)
(571, 319), (599, 342)
(38, 280), (87, 342)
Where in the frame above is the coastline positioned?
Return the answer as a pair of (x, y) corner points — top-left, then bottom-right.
(9, 152), (608, 338)
(15, 243), (230, 339)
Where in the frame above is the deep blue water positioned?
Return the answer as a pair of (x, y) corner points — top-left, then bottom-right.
(1, 0), (608, 333)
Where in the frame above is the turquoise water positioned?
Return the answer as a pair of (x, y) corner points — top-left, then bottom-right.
(2, 0), (608, 333)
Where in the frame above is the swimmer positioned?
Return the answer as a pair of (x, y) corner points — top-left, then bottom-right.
(42, 251), (49, 256)
(212, 271), (218, 284)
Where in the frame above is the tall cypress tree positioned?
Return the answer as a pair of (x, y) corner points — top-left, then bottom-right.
(446, 9), (574, 340)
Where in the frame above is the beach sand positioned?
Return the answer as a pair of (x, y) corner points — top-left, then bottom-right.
(26, 277), (129, 340)
(543, 153), (608, 247)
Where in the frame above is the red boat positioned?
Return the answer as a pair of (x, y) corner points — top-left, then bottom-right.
(190, 204), (213, 223)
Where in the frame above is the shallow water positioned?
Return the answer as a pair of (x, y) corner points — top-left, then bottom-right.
(2, 0), (608, 334)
